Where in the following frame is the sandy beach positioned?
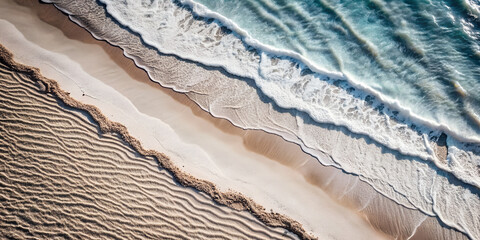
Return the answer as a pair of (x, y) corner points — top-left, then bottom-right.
(0, 51), (301, 239)
(0, 0), (473, 239)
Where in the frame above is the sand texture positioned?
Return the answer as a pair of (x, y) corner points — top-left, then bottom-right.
(0, 44), (315, 239)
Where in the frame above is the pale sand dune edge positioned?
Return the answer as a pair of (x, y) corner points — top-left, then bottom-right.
(0, 60), (293, 239)
(0, 44), (315, 240)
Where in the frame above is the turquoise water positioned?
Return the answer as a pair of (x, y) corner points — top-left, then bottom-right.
(192, 0), (480, 139)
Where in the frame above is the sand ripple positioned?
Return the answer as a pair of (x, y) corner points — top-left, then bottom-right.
(0, 58), (296, 239)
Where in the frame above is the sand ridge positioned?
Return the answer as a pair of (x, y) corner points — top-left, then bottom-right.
(0, 61), (296, 239)
(0, 43), (316, 239)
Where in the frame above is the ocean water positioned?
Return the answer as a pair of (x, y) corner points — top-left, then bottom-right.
(97, 0), (480, 183)
(188, 0), (480, 143)
(43, 0), (479, 239)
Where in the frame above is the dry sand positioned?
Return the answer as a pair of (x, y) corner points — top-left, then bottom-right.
(0, 56), (298, 239)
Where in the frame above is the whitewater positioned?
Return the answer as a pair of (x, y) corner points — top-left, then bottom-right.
(43, 0), (479, 239)
(96, 0), (480, 182)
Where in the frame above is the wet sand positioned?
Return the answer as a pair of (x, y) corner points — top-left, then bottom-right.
(0, 0), (469, 239)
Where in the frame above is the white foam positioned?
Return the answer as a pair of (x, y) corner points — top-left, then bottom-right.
(97, 0), (480, 189)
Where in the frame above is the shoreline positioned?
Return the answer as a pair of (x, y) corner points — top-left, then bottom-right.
(0, 43), (314, 239)
(24, 0), (322, 176)
(2, 0), (473, 239)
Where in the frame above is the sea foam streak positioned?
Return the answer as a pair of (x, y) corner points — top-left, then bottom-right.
(46, 0), (480, 238)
